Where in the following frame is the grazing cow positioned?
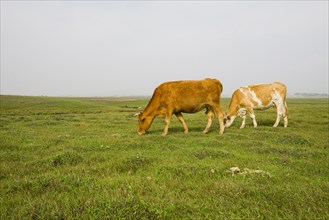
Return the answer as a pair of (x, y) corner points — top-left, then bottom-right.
(224, 82), (288, 128)
(137, 78), (225, 136)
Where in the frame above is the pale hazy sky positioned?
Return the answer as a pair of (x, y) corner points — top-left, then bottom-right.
(1, 1), (328, 97)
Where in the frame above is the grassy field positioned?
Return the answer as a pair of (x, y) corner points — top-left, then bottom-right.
(0, 95), (328, 219)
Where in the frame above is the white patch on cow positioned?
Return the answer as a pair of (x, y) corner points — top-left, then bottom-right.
(239, 87), (255, 108)
(239, 88), (245, 95)
(248, 88), (264, 108)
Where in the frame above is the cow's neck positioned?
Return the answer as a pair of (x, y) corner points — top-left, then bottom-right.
(227, 99), (239, 117)
(143, 94), (160, 117)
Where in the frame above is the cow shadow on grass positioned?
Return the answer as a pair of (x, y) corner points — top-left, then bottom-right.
(254, 119), (284, 127)
(258, 119), (276, 127)
(246, 119), (286, 127)
(225, 119), (279, 129)
(149, 126), (215, 135)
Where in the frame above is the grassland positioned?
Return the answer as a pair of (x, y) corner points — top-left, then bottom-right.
(0, 95), (328, 219)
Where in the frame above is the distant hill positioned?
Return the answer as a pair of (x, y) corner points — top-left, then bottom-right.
(288, 93), (329, 98)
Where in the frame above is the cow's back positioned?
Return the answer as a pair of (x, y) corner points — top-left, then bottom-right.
(250, 82), (287, 103)
(231, 82), (287, 109)
(157, 78), (221, 99)
(248, 82), (285, 94)
(156, 78), (222, 113)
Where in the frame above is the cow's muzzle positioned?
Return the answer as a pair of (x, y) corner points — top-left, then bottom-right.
(137, 131), (145, 135)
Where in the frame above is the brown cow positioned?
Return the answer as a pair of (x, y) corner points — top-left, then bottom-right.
(137, 78), (225, 136)
(224, 82), (288, 128)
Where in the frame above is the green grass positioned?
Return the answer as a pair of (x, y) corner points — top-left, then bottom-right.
(1, 95), (328, 219)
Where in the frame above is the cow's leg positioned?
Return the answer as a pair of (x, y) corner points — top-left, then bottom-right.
(175, 113), (188, 134)
(273, 113), (282, 127)
(162, 113), (172, 136)
(238, 109), (247, 129)
(240, 115), (247, 128)
(247, 107), (257, 128)
(283, 102), (288, 127)
(250, 113), (257, 127)
(203, 109), (214, 134)
(213, 104), (225, 134)
(273, 104), (283, 127)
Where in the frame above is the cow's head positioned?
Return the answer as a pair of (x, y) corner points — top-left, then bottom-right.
(137, 112), (154, 135)
(224, 113), (236, 128)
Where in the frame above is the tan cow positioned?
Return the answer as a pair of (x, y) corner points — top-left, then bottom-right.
(137, 78), (225, 136)
(224, 82), (288, 128)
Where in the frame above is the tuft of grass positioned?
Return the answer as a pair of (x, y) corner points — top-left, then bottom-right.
(115, 155), (154, 173)
(52, 151), (83, 166)
(193, 148), (231, 159)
